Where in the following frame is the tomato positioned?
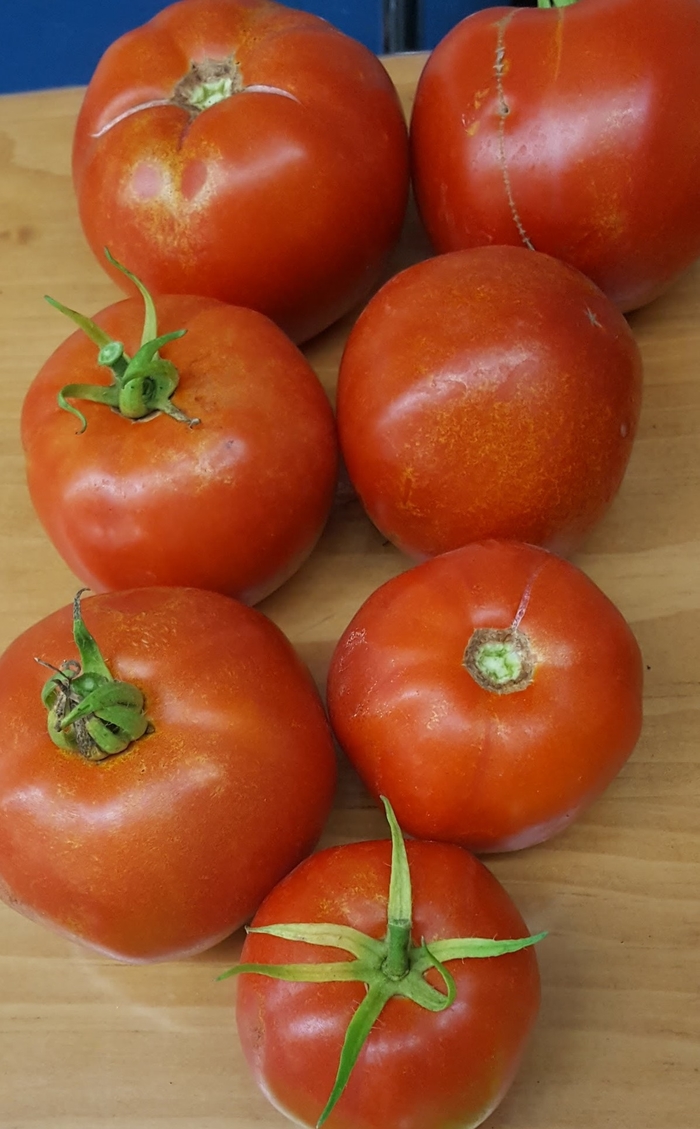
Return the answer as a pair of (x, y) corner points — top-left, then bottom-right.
(230, 798), (542, 1129)
(410, 0), (700, 312)
(0, 587), (336, 961)
(327, 541), (643, 854)
(336, 246), (642, 559)
(21, 259), (337, 603)
(72, 0), (409, 344)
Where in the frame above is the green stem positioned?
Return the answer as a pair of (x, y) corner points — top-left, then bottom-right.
(37, 590), (151, 761)
(537, 0), (578, 7)
(44, 295), (113, 349)
(57, 382), (120, 434)
(381, 795), (412, 980)
(317, 980), (394, 1127)
(104, 247), (157, 346)
(45, 249), (199, 432)
(219, 798), (545, 1128)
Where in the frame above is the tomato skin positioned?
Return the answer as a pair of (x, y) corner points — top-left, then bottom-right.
(326, 541), (643, 854)
(0, 587), (336, 961)
(410, 0), (700, 312)
(21, 293), (337, 603)
(236, 837), (540, 1129)
(336, 246), (642, 559)
(72, 0), (409, 343)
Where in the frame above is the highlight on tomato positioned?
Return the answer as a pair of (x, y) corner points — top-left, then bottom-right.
(410, 0), (700, 311)
(0, 587), (337, 961)
(223, 797), (544, 1129)
(21, 252), (338, 604)
(336, 245), (642, 559)
(72, 0), (410, 343)
(327, 540), (644, 854)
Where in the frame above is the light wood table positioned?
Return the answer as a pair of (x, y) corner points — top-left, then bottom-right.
(0, 52), (698, 1129)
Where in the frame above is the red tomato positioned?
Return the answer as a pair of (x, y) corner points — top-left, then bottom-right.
(72, 0), (409, 343)
(235, 830), (541, 1129)
(336, 246), (642, 559)
(21, 283), (337, 603)
(327, 541), (644, 853)
(0, 587), (336, 961)
(410, 0), (700, 312)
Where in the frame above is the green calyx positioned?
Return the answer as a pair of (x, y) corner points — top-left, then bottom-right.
(37, 590), (151, 762)
(46, 248), (199, 433)
(537, 0), (578, 7)
(219, 798), (545, 1127)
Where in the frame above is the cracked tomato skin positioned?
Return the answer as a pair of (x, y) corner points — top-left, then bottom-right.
(72, 0), (409, 343)
(410, 0), (700, 311)
(236, 837), (540, 1129)
(336, 246), (642, 559)
(0, 587), (337, 961)
(326, 541), (644, 854)
(21, 292), (337, 603)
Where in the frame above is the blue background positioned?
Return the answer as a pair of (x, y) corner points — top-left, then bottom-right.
(419, 0), (495, 48)
(0, 1), (496, 94)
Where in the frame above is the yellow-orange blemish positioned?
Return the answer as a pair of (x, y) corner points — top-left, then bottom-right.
(473, 87), (491, 110)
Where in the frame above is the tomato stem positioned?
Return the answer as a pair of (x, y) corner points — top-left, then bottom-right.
(219, 798), (545, 1126)
(37, 590), (151, 761)
(172, 58), (243, 115)
(382, 796), (412, 980)
(537, 0), (578, 8)
(464, 627), (534, 695)
(45, 250), (199, 433)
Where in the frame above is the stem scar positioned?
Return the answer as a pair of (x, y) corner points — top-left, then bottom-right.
(90, 60), (300, 140)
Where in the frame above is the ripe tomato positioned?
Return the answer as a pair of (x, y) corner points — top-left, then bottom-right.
(21, 263), (337, 603)
(336, 246), (642, 559)
(327, 541), (643, 853)
(410, 0), (700, 312)
(231, 799), (542, 1129)
(0, 587), (336, 961)
(72, 0), (409, 343)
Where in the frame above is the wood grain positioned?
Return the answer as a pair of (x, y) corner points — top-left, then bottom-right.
(0, 52), (699, 1128)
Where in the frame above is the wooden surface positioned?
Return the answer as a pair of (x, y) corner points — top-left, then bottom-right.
(1, 52), (699, 1128)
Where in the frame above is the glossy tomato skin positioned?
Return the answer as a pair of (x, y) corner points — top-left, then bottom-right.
(0, 587), (337, 961)
(336, 246), (642, 559)
(236, 837), (540, 1129)
(327, 541), (643, 853)
(72, 0), (409, 343)
(410, 0), (700, 312)
(21, 293), (337, 603)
